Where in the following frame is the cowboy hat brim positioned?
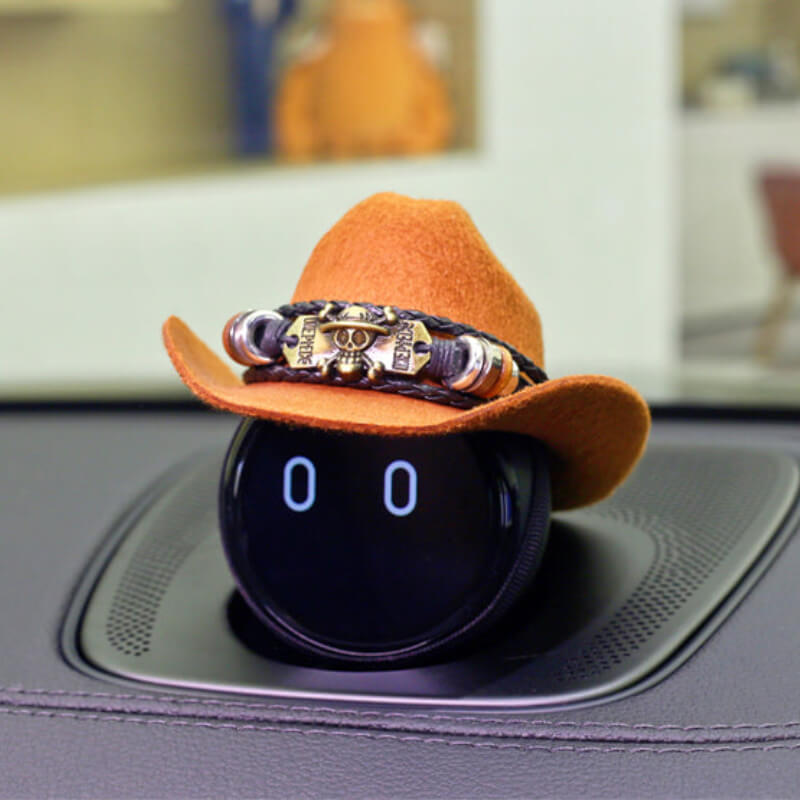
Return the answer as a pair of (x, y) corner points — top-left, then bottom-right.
(164, 316), (650, 511)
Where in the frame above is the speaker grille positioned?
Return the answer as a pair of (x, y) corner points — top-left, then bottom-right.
(555, 449), (785, 682)
(75, 440), (798, 707)
(105, 463), (217, 656)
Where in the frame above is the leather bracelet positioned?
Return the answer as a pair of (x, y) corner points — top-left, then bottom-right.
(223, 301), (548, 409)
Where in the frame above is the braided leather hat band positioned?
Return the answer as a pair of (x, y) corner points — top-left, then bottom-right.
(223, 300), (548, 409)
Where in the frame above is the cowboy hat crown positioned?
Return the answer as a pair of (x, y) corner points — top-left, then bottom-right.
(290, 192), (544, 367)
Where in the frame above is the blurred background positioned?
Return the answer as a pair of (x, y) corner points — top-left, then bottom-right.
(0, 0), (798, 405)
(680, 0), (800, 398)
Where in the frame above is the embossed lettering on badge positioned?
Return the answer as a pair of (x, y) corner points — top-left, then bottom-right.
(282, 303), (432, 382)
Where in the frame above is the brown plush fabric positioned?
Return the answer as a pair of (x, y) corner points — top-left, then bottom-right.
(163, 193), (650, 510)
(276, 0), (452, 160)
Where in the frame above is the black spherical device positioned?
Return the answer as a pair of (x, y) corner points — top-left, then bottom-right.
(220, 420), (552, 667)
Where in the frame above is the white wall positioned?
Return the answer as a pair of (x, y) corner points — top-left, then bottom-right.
(0, 0), (678, 396)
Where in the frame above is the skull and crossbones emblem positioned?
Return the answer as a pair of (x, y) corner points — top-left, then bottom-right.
(317, 303), (397, 382)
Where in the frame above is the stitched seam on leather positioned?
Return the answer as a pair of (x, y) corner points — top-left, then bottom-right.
(0, 686), (793, 731)
(2, 707), (800, 755)
(4, 699), (796, 745)
(0, 687), (797, 734)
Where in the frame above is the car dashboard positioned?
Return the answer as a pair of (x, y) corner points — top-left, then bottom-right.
(1, 404), (800, 798)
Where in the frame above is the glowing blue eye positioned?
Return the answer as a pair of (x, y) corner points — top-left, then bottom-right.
(283, 456), (316, 512)
(384, 460), (418, 517)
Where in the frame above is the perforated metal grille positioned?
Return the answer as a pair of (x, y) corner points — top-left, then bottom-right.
(105, 463), (217, 656)
(77, 440), (797, 705)
(554, 449), (785, 682)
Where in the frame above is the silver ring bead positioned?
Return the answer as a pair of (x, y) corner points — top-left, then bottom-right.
(471, 340), (505, 398)
(444, 335), (484, 392)
(445, 336), (510, 398)
(223, 309), (283, 366)
(442, 335), (491, 395)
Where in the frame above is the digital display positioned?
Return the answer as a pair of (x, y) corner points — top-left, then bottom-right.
(220, 422), (518, 655)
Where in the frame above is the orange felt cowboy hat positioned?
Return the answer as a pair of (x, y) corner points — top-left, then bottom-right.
(163, 192), (650, 510)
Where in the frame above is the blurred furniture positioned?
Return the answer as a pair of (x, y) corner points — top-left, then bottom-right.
(0, 0), (231, 195)
(0, 0), (176, 10)
(757, 170), (800, 361)
(681, 107), (800, 324)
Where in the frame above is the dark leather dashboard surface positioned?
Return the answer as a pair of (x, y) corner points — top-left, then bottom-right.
(1, 409), (800, 798)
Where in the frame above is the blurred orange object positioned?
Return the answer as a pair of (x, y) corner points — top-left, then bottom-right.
(276, 0), (453, 160)
(757, 171), (800, 361)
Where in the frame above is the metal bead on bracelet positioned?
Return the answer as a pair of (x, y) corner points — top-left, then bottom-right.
(222, 302), (545, 407)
